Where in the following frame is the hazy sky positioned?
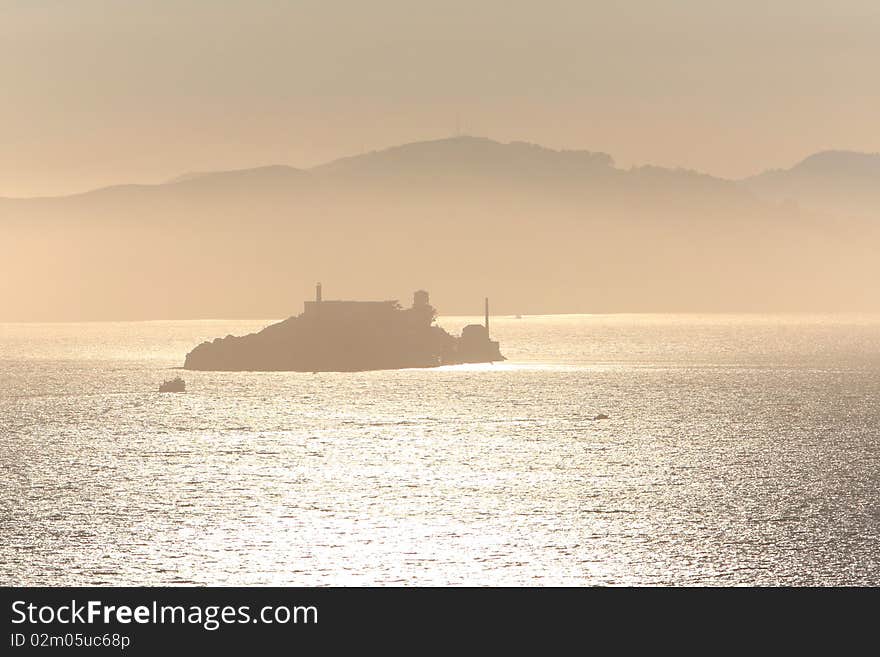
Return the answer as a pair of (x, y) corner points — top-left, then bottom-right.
(2, 0), (879, 196)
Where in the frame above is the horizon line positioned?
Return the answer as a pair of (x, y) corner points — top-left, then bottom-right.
(4, 310), (880, 325)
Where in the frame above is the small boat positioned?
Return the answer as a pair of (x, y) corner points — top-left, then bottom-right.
(159, 377), (186, 393)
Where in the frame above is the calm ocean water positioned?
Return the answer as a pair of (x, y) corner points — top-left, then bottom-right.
(2, 314), (879, 585)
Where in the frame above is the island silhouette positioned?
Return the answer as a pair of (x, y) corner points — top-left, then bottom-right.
(183, 285), (504, 372)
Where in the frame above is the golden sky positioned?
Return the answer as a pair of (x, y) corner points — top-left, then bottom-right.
(2, 0), (879, 197)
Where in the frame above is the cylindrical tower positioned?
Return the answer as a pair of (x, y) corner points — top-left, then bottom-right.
(413, 290), (429, 307)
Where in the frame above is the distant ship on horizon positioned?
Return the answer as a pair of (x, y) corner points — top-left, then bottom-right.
(183, 284), (504, 372)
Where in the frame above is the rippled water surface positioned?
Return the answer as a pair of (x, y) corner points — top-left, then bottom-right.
(2, 315), (879, 585)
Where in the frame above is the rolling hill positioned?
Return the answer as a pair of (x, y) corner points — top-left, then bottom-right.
(2, 137), (878, 320)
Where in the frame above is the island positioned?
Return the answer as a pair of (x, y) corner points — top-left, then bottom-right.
(183, 285), (504, 372)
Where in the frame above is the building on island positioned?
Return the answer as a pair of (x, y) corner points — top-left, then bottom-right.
(183, 283), (503, 372)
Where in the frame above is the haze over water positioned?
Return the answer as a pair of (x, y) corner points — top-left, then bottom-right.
(3, 314), (878, 585)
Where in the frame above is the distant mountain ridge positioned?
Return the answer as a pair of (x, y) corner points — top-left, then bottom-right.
(0, 137), (617, 203)
(312, 136), (615, 178)
(743, 150), (880, 217)
(789, 150), (880, 175)
(2, 136), (879, 320)
(4, 138), (878, 212)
